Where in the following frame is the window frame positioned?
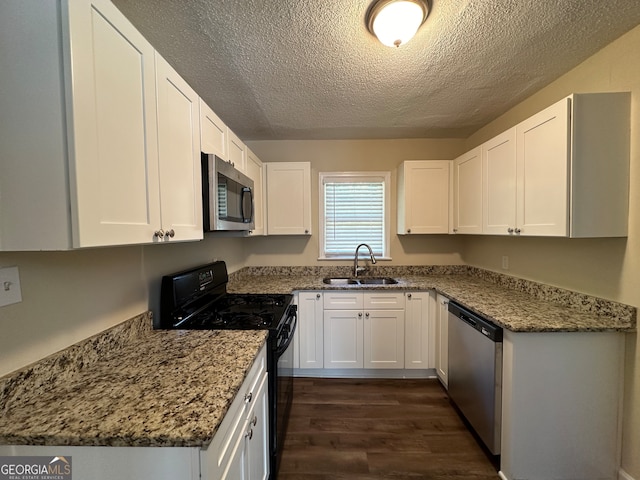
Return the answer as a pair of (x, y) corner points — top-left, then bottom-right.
(318, 171), (391, 261)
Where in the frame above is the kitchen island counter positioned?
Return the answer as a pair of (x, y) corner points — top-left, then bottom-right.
(0, 312), (268, 448)
(228, 266), (635, 333)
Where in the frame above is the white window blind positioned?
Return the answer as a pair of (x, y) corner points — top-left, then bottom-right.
(321, 173), (389, 258)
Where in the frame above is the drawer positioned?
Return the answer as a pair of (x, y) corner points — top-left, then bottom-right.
(363, 292), (405, 309)
(323, 292), (364, 309)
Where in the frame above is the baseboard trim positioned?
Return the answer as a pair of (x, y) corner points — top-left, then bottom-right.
(293, 367), (437, 379)
(620, 468), (637, 480)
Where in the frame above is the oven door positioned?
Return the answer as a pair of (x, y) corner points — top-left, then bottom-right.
(271, 305), (297, 478)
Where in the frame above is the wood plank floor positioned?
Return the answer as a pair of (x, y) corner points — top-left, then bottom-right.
(279, 377), (499, 480)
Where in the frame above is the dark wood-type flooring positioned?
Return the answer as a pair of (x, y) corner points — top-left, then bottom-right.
(279, 377), (499, 480)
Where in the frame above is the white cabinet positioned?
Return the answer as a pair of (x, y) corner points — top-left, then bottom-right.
(201, 345), (269, 480)
(227, 129), (247, 173)
(323, 292), (404, 369)
(246, 148), (266, 236)
(434, 293), (449, 387)
(500, 331), (623, 480)
(0, 0), (202, 250)
(297, 292), (324, 369)
(397, 161), (451, 234)
(265, 162), (312, 235)
(200, 99), (228, 159)
(155, 53), (203, 242)
(404, 291), (434, 370)
(452, 147), (482, 234)
(514, 93), (629, 237)
(482, 128), (517, 235)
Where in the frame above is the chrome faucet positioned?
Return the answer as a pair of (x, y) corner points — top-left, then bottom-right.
(353, 243), (377, 277)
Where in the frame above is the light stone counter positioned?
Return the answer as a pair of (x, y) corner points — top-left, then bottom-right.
(228, 266), (635, 333)
(0, 312), (268, 447)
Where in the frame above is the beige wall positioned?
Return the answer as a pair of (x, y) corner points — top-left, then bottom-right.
(0, 236), (246, 376)
(460, 25), (640, 477)
(245, 138), (467, 266)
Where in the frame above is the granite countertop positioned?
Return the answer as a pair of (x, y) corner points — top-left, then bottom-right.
(0, 313), (268, 448)
(228, 266), (636, 333)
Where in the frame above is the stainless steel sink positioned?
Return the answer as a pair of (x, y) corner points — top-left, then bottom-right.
(322, 277), (398, 285)
(356, 277), (398, 285)
(322, 277), (359, 285)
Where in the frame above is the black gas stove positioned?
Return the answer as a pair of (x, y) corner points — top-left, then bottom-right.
(157, 261), (296, 480)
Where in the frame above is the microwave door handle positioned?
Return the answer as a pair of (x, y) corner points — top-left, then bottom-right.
(241, 187), (253, 223)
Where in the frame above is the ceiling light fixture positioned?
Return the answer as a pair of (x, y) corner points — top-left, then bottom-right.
(366, 0), (430, 48)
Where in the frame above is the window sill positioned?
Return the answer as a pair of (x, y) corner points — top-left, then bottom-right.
(317, 256), (392, 261)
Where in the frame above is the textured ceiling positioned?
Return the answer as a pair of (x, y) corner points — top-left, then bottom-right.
(112, 0), (640, 140)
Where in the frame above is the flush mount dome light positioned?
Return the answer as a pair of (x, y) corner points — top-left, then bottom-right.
(366, 0), (430, 48)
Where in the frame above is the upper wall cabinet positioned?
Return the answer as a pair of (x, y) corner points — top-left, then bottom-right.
(514, 93), (629, 237)
(452, 147), (483, 234)
(397, 161), (451, 235)
(246, 148), (266, 236)
(0, 0), (202, 250)
(265, 162), (312, 235)
(155, 53), (203, 242)
(227, 129), (247, 174)
(482, 128), (517, 235)
(200, 99), (228, 160)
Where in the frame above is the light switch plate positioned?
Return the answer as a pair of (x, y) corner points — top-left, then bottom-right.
(0, 266), (22, 307)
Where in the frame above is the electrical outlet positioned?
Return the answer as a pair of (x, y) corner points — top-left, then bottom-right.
(501, 256), (509, 270)
(0, 266), (22, 307)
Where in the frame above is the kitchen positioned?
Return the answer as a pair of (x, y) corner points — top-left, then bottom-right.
(1, 0), (640, 479)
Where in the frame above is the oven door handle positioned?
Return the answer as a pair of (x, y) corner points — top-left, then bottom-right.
(275, 313), (297, 357)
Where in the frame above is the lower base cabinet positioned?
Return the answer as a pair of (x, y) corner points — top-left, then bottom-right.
(201, 345), (269, 480)
(322, 291), (408, 370)
(435, 293), (449, 387)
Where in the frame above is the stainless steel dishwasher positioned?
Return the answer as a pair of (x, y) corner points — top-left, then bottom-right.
(447, 301), (503, 456)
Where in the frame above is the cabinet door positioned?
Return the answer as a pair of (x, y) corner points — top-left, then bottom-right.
(453, 147), (482, 234)
(364, 309), (405, 369)
(435, 294), (449, 387)
(482, 128), (517, 235)
(404, 292), (433, 369)
(516, 98), (570, 236)
(266, 162), (312, 235)
(397, 161), (450, 234)
(323, 310), (363, 368)
(66, 0), (161, 247)
(297, 292), (324, 369)
(200, 99), (228, 159)
(155, 53), (203, 242)
(246, 372), (269, 480)
(246, 149), (265, 236)
(227, 129), (247, 173)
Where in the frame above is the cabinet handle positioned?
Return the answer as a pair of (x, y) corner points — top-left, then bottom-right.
(515, 228), (522, 234)
(407, 229), (411, 234)
(154, 229), (165, 238)
(165, 229), (175, 238)
(441, 299), (449, 305)
(507, 228), (514, 234)
(407, 293), (412, 299)
(304, 229), (309, 234)
(251, 415), (258, 427)
(358, 312), (363, 318)
(365, 312), (370, 318)
(316, 293), (321, 299)
(452, 228), (458, 233)
(246, 428), (253, 440)
(244, 392), (253, 403)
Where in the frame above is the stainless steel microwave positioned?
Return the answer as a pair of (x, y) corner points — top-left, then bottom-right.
(202, 153), (254, 231)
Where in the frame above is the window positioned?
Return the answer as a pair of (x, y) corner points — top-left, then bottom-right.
(319, 172), (391, 259)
